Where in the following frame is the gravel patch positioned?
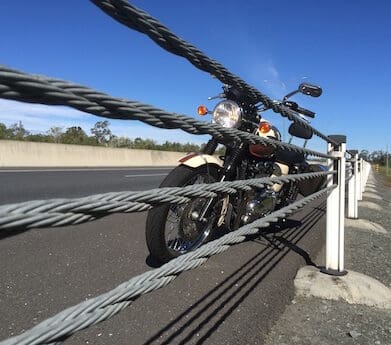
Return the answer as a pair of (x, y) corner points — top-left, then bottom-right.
(359, 203), (391, 234)
(264, 297), (391, 345)
(344, 228), (391, 287)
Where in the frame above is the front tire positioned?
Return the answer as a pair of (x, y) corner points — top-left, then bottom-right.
(146, 164), (221, 263)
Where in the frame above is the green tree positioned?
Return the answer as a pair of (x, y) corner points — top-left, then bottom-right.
(369, 150), (386, 165)
(8, 122), (29, 140)
(132, 138), (158, 150)
(359, 149), (369, 161)
(91, 120), (112, 145)
(60, 126), (90, 145)
(0, 122), (9, 139)
(47, 126), (63, 143)
(110, 136), (133, 148)
(25, 133), (53, 143)
(0, 120), (206, 154)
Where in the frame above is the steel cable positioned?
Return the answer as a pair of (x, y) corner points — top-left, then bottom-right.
(0, 66), (333, 159)
(0, 171), (334, 231)
(0, 186), (334, 345)
(0, 2), (348, 344)
(90, 0), (337, 145)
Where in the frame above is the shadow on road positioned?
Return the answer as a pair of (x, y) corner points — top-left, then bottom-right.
(142, 201), (326, 345)
(0, 214), (106, 241)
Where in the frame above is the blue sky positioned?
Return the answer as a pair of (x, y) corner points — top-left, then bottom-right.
(0, 0), (390, 152)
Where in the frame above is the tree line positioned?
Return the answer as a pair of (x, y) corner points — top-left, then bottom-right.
(359, 149), (389, 165)
(0, 121), (203, 152)
(1, 121), (384, 160)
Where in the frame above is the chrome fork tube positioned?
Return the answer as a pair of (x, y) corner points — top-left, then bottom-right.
(196, 175), (226, 222)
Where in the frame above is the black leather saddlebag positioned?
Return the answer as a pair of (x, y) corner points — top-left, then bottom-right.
(298, 164), (327, 196)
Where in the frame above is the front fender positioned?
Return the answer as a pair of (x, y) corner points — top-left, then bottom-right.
(178, 153), (223, 168)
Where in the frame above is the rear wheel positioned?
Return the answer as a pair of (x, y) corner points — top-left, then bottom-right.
(145, 164), (221, 263)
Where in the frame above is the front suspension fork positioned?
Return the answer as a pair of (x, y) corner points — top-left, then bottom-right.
(193, 144), (244, 223)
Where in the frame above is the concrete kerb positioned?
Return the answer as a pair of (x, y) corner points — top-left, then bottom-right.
(363, 192), (382, 200)
(345, 218), (388, 235)
(360, 176), (384, 203)
(295, 266), (391, 309)
(365, 187), (379, 194)
(359, 201), (383, 211)
(363, 185), (379, 191)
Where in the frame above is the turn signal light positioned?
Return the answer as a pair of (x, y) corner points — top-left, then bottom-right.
(197, 105), (208, 116)
(259, 122), (271, 134)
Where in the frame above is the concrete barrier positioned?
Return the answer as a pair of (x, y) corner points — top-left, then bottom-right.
(0, 140), (186, 167)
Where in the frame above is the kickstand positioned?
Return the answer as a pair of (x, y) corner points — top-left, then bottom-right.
(257, 232), (280, 249)
(259, 217), (288, 249)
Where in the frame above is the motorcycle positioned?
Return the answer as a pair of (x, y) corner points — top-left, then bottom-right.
(146, 82), (325, 263)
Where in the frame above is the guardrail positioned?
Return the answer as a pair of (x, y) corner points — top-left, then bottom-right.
(0, 1), (371, 344)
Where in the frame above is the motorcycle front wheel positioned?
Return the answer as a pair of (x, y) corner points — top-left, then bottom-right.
(146, 164), (220, 263)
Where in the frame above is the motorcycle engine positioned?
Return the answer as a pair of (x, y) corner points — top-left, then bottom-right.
(240, 188), (277, 225)
(240, 161), (278, 225)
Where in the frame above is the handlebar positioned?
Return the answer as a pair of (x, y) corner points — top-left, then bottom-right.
(296, 105), (315, 118)
(282, 101), (315, 118)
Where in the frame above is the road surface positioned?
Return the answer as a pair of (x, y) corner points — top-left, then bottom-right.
(0, 167), (326, 345)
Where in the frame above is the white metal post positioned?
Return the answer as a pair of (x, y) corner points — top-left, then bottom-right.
(358, 159), (363, 201)
(324, 135), (347, 275)
(362, 161), (366, 187)
(365, 161), (370, 185)
(363, 161), (367, 186)
(326, 142), (338, 271)
(355, 154), (360, 210)
(348, 152), (358, 219)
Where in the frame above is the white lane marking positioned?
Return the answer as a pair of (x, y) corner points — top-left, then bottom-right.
(0, 168), (173, 173)
(124, 173), (168, 178)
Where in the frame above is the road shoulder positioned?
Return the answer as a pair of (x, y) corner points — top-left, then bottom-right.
(264, 171), (391, 345)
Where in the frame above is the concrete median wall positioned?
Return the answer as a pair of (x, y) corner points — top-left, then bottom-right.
(0, 140), (185, 167)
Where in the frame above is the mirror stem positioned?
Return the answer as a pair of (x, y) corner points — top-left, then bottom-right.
(283, 89), (299, 101)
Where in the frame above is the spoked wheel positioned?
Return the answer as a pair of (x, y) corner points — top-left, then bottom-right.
(146, 164), (220, 263)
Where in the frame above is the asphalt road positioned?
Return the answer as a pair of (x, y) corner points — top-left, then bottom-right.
(0, 167), (172, 205)
(0, 167), (326, 345)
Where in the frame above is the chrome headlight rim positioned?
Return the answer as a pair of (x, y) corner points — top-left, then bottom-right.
(212, 100), (242, 128)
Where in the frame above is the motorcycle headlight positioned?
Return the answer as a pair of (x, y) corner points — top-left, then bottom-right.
(212, 100), (242, 128)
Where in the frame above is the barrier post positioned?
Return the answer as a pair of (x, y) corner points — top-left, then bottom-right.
(347, 151), (358, 219)
(361, 158), (365, 193)
(358, 159), (363, 201)
(364, 161), (370, 185)
(323, 135), (347, 275)
(363, 161), (367, 186)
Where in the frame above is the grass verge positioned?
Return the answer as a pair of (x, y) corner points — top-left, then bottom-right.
(378, 165), (391, 186)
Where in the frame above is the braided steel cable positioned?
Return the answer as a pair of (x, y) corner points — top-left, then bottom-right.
(0, 65), (333, 159)
(90, 0), (337, 145)
(0, 185), (334, 345)
(0, 171), (334, 231)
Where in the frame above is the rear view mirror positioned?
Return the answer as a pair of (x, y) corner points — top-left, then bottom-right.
(299, 83), (322, 97)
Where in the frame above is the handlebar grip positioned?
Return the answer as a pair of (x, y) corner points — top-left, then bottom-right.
(296, 106), (315, 118)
